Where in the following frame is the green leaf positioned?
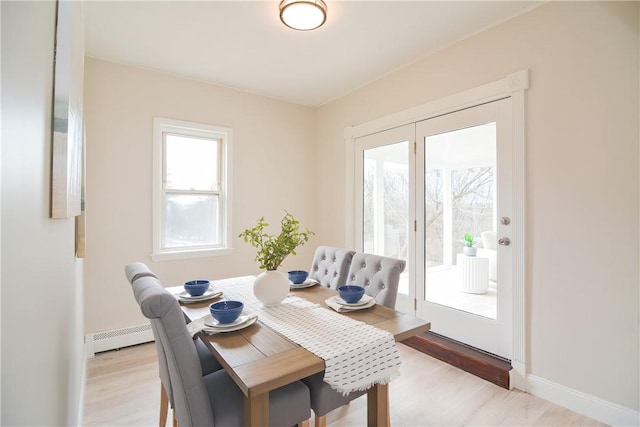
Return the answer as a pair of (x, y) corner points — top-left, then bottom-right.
(239, 210), (314, 271)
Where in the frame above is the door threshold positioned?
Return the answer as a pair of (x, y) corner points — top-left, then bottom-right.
(402, 331), (511, 389)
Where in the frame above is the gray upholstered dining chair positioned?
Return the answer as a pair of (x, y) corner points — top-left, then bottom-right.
(343, 252), (406, 309)
(308, 246), (356, 288)
(302, 252), (406, 426)
(125, 263), (223, 427)
(125, 263), (312, 427)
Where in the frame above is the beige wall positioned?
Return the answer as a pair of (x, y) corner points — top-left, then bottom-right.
(1, 1), (85, 424)
(316, 1), (639, 412)
(83, 58), (317, 333)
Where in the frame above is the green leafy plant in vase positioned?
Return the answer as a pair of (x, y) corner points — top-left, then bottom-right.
(239, 211), (314, 305)
(462, 232), (477, 256)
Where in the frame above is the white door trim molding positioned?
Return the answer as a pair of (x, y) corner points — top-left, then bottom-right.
(344, 69), (529, 390)
(508, 71), (528, 391)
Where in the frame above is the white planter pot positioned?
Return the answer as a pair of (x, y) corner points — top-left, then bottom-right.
(463, 246), (477, 256)
(253, 270), (289, 306)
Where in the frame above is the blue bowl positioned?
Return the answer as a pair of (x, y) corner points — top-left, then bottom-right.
(184, 280), (210, 297)
(209, 300), (244, 324)
(288, 270), (308, 284)
(338, 285), (365, 304)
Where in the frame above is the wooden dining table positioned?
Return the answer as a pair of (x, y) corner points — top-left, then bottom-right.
(179, 278), (430, 427)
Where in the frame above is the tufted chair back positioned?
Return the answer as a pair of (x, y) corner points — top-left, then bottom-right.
(344, 253), (406, 309)
(125, 264), (215, 427)
(308, 246), (356, 289)
(124, 263), (174, 406)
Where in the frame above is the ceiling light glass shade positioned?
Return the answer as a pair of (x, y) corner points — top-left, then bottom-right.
(279, 0), (327, 31)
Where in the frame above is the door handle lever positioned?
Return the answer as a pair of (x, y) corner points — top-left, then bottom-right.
(498, 237), (511, 246)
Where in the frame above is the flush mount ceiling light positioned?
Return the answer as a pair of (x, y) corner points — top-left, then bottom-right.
(279, 0), (327, 31)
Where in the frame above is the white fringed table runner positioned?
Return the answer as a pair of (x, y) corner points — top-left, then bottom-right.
(212, 276), (401, 395)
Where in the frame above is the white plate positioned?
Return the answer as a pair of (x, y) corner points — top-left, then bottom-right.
(204, 314), (249, 328)
(177, 289), (222, 303)
(290, 279), (319, 289)
(203, 315), (258, 334)
(335, 294), (374, 307)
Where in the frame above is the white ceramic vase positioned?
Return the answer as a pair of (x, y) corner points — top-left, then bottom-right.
(253, 270), (289, 306)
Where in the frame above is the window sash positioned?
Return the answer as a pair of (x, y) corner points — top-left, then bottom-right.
(162, 192), (221, 250)
(162, 132), (222, 192)
(152, 117), (232, 260)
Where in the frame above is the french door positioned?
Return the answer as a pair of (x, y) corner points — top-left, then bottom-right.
(354, 124), (415, 313)
(416, 98), (512, 358)
(354, 98), (513, 359)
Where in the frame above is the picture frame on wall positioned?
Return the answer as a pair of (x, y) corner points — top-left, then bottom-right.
(51, 0), (84, 220)
(75, 124), (86, 258)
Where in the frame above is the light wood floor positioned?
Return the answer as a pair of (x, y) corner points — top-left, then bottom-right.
(83, 342), (605, 426)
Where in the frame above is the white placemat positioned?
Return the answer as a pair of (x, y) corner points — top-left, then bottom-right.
(210, 276), (401, 395)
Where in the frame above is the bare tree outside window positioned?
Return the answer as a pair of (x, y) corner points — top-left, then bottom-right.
(425, 166), (494, 266)
(363, 142), (409, 260)
(383, 162), (408, 259)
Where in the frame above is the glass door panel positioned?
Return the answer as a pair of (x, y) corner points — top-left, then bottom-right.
(355, 124), (414, 313)
(363, 143), (409, 257)
(425, 124), (497, 319)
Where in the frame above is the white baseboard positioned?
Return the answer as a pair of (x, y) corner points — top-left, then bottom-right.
(85, 323), (154, 357)
(527, 374), (640, 426)
(510, 360), (526, 391)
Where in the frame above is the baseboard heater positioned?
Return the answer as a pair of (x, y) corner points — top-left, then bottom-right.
(85, 323), (154, 357)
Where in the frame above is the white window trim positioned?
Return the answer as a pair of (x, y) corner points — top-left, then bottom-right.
(151, 117), (233, 261)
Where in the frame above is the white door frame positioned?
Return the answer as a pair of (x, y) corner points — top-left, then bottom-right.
(345, 70), (528, 390)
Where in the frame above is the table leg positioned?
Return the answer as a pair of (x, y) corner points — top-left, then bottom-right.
(367, 383), (390, 427)
(243, 393), (269, 427)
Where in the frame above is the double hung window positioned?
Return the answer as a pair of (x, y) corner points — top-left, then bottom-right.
(152, 118), (232, 260)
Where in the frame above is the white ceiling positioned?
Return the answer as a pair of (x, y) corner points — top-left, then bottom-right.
(84, 1), (542, 107)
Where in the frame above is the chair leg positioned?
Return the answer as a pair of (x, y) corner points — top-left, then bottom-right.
(172, 409), (178, 427)
(159, 384), (169, 427)
(298, 420), (310, 427)
(314, 414), (327, 427)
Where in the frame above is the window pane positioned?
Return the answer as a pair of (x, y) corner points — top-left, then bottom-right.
(363, 158), (375, 253)
(451, 166), (494, 260)
(362, 141), (409, 259)
(425, 169), (444, 267)
(164, 194), (219, 248)
(424, 122), (497, 319)
(165, 134), (219, 191)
